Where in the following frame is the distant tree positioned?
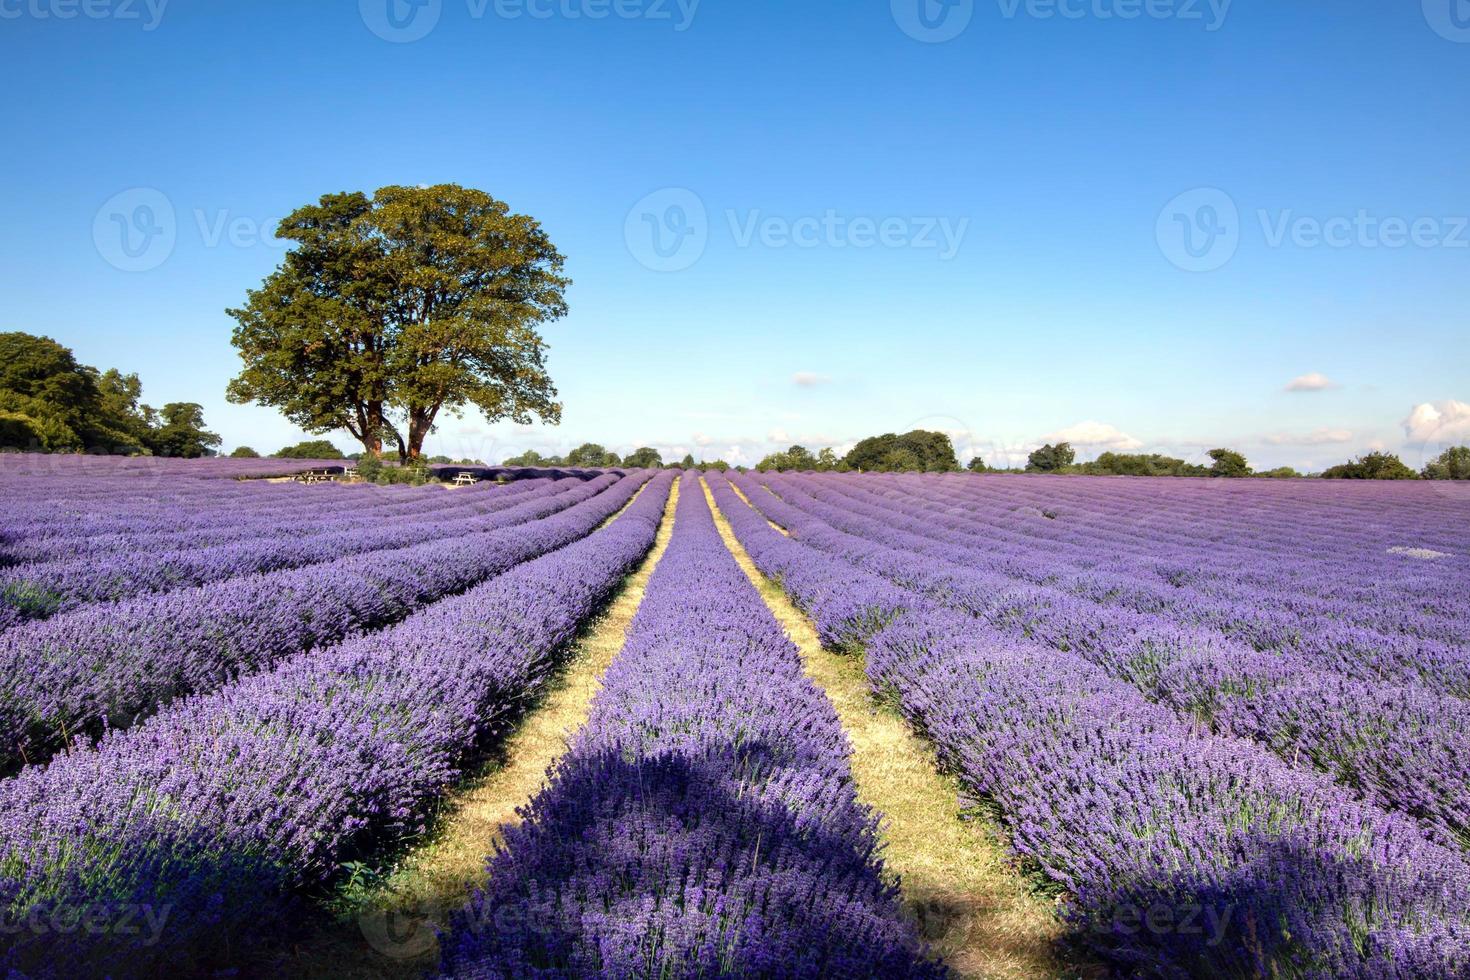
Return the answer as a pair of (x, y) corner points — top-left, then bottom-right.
(1321, 451), (1418, 480)
(700, 459), (730, 472)
(1077, 452), (1208, 478)
(145, 403), (222, 458)
(845, 430), (958, 472)
(967, 457), (987, 473)
(1026, 442), (1075, 473)
(275, 439), (345, 460)
(879, 447), (924, 472)
(503, 449), (558, 466)
(566, 443), (619, 467)
(226, 185), (567, 463)
(1256, 466), (1300, 479)
(679, 453), (696, 469)
(1207, 448), (1252, 478)
(622, 446), (663, 469)
(1423, 446), (1470, 480)
(230, 446), (261, 458)
(757, 445), (818, 472)
(816, 448), (841, 472)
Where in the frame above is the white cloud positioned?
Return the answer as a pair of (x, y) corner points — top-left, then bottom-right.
(1285, 372), (1338, 392)
(1040, 421), (1143, 451)
(792, 372), (830, 388)
(1262, 427), (1354, 446)
(766, 428), (790, 444)
(1403, 400), (1470, 444)
(692, 432), (714, 447)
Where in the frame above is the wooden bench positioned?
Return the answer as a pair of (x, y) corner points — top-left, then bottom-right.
(294, 469), (336, 484)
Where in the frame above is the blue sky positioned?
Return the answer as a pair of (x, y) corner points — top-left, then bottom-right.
(2, 0), (1467, 470)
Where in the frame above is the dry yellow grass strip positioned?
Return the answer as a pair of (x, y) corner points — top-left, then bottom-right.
(276, 480), (681, 979)
(704, 478), (1073, 980)
(728, 478), (790, 535)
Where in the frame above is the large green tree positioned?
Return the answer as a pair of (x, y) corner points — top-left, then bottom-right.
(1321, 451), (1418, 480)
(1423, 446), (1470, 480)
(1207, 448), (1252, 478)
(622, 447), (663, 468)
(566, 443), (621, 467)
(227, 185), (568, 462)
(1026, 442), (1075, 473)
(844, 431), (959, 472)
(0, 332), (167, 454)
(148, 403), (223, 458)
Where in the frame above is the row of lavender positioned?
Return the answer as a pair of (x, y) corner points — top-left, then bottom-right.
(787, 474), (1470, 688)
(740, 476), (1470, 852)
(0, 475), (629, 772)
(0, 477), (557, 625)
(854, 474), (1470, 632)
(0, 471), (673, 977)
(438, 475), (941, 978)
(744, 473), (1470, 849)
(708, 472), (1470, 976)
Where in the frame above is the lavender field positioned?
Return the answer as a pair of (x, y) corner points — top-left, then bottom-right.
(1, 456), (1468, 978)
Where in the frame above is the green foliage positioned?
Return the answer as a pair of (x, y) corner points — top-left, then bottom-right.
(274, 439), (346, 460)
(226, 184), (568, 462)
(356, 455), (430, 485)
(1321, 451), (1418, 480)
(501, 450), (565, 467)
(1422, 446), (1470, 480)
(1074, 452), (1206, 477)
(565, 443), (621, 467)
(966, 456), (987, 473)
(699, 459), (731, 472)
(844, 431), (959, 473)
(1026, 442), (1075, 473)
(757, 445), (818, 472)
(679, 453), (696, 469)
(1257, 466), (1301, 479)
(0, 332), (216, 455)
(148, 403), (222, 459)
(1207, 448), (1252, 478)
(229, 447), (261, 458)
(621, 447), (663, 469)
(815, 448), (848, 472)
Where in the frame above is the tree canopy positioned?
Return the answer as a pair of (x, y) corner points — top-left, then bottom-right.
(274, 439), (346, 460)
(1207, 448), (1252, 478)
(1422, 446), (1470, 480)
(1026, 442), (1075, 473)
(1321, 451), (1418, 480)
(0, 332), (219, 456)
(844, 431), (959, 472)
(566, 443), (621, 467)
(227, 185), (568, 462)
(621, 447), (663, 469)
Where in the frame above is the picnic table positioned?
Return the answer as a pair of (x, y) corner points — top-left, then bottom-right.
(294, 469), (338, 484)
(451, 472), (479, 486)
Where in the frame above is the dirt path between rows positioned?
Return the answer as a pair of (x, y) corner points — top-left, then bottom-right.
(276, 480), (681, 979)
(704, 477), (1074, 980)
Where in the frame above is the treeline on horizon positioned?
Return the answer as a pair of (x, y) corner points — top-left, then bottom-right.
(6, 332), (1467, 482)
